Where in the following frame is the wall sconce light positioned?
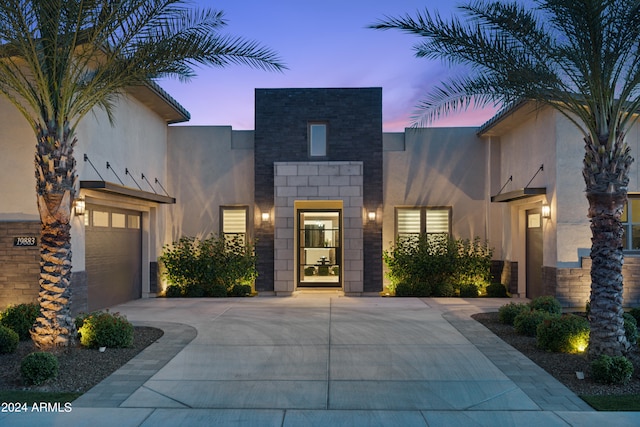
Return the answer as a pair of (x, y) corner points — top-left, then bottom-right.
(261, 212), (270, 223)
(541, 203), (551, 219)
(74, 197), (86, 216)
(367, 211), (376, 222)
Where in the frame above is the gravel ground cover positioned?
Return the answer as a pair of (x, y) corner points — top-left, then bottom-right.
(0, 327), (163, 393)
(473, 312), (640, 396)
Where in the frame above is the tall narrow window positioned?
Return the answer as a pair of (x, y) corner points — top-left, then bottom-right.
(221, 206), (248, 246)
(309, 123), (327, 157)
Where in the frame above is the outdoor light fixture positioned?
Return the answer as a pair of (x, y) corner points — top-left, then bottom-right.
(367, 211), (376, 222)
(261, 212), (270, 223)
(74, 198), (86, 216)
(541, 203), (551, 219)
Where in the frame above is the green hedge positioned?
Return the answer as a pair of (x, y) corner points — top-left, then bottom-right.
(536, 314), (589, 353)
(514, 310), (559, 337)
(384, 235), (493, 297)
(590, 355), (634, 385)
(77, 311), (133, 349)
(160, 234), (257, 297)
(21, 352), (59, 386)
(0, 303), (40, 341)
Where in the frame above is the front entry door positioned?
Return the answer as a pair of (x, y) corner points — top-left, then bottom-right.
(526, 208), (543, 299)
(298, 210), (341, 287)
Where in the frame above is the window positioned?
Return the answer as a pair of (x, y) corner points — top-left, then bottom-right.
(622, 197), (640, 250)
(396, 207), (451, 240)
(309, 123), (327, 157)
(221, 206), (248, 246)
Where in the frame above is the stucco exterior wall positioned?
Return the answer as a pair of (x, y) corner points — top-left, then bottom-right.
(382, 127), (491, 288)
(166, 126), (255, 242)
(0, 92), (172, 310)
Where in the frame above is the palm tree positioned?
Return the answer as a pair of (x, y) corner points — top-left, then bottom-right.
(0, 0), (284, 349)
(371, 0), (639, 358)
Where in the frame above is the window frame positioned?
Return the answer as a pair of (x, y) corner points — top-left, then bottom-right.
(308, 122), (328, 158)
(622, 195), (640, 252)
(220, 205), (250, 246)
(394, 206), (452, 240)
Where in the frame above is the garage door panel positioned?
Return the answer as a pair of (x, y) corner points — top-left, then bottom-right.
(86, 206), (142, 311)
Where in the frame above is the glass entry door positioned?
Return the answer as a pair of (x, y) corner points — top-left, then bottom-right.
(298, 210), (341, 287)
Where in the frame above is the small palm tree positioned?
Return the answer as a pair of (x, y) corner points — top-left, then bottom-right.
(0, 0), (284, 349)
(371, 0), (639, 358)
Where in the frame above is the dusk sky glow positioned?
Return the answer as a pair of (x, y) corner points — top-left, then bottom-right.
(158, 0), (501, 131)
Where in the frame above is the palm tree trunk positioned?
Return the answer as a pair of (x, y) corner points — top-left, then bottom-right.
(30, 123), (77, 349)
(583, 133), (633, 358)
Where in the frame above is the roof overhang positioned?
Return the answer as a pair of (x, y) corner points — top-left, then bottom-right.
(491, 187), (546, 203)
(477, 100), (543, 137)
(80, 180), (175, 204)
(127, 81), (190, 124)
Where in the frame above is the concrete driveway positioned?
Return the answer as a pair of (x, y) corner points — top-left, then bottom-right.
(2, 294), (640, 426)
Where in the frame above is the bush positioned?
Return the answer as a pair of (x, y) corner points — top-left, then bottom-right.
(590, 355), (634, 385)
(498, 302), (530, 326)
(0, 302), (40, 341)
(0, 324), (19, 354)
(20, 352), (59, 386)
(623, 313), (638, 345)
(160, 234), (257, 297)
(165, 284), (183, 298)
(460, 283), (479, 297)
(486, 283), (508, 298)
(228, 283), (252, 297)
(529, 296), (562, 315)
(394, 281), (431, 297)
(628, 307), (640, 324)
(514, 310), (558, 337)
(384, 235), (492, 297)
(78, 311), (134, 349)
(536, 314), (590, 353)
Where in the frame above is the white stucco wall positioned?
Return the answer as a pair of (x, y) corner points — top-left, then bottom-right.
(0, 92), (173, 287)
(166, 126), (255, 242)
(382, 128), (491, 278)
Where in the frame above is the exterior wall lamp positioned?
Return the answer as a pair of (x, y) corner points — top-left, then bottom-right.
(261, 212), (270, 223)
(367, 211), (376, 222)
(74, 197), (86, 216)
(541, 203), (551, 219)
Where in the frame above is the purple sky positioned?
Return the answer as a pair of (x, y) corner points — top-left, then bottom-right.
(158, 0), (500, 131)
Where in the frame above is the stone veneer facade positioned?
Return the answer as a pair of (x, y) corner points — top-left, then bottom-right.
(273, 161), (365, 294)
(544, 257), (640, 308)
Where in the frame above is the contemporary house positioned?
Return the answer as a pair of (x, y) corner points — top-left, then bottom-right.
(2, 86), (640, 313)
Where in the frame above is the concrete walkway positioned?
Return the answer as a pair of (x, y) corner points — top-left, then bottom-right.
(2, 295), (640, 426)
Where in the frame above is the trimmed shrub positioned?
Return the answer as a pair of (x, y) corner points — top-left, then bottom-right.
(0, 302), (40, 341)
(486, 283), (508, 298)
(498, 302), (530, 326)
(384, 234), (492, 297)
(78, 311), (134, 349)
(460, 283), (479, 298)
(0, 324), (19, 354)
(514, 310), (558, 337)
(228, 283), (252, 297)
(160, 234), (257, 297)
(536, 314), (590, 353)
(623, 313), (638, 345)
(590, 355), (634, 385)
(165, 284), (183, 298)
(628, 307), (640, 324)
(395, 281), (431, 297)
(20, 352), (59, 386)
(529, 296), (562, 315)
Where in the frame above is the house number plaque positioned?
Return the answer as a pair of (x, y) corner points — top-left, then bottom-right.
(14, 237), (37, 247)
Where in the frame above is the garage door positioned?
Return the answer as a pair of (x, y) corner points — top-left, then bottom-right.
(85, 205), (142, 311)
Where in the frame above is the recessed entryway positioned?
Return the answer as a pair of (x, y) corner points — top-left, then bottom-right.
(298, 209), (341, 288)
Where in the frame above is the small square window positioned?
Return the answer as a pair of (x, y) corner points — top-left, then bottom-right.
(309, 123), (327, 157)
